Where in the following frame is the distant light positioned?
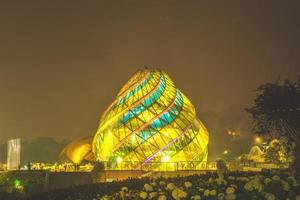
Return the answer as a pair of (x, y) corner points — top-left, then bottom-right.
(14, 179), (21, 188)
(162, 155), (170, 162)
(255, 136), (262, 144)
(223, 150), (229, 155)
(116, 157), (123, 163)
(227, 130), (240, 137)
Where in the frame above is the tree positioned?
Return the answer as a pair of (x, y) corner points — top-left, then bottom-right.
(21, 137), (69, 164)
(265, 139), (294, 166)
(1, 137), (69, 165)
(246, 78), (300, 169)
(216, 159), (228, 172)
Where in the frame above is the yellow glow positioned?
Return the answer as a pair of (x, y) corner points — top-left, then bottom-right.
(255, 136), (262, 144)
(72, 145), (90, 164)
(62, 135), (94, 164)
(100, 129), (115, 160)
(116, 157), (123, 163)
(223, 150), (228, 155)
(162, 155), (170, 162)
(91, 69), (209, 170)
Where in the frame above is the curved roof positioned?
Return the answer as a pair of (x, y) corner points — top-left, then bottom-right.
(61, 135), (94, 164)
(92, 68), (209, 170)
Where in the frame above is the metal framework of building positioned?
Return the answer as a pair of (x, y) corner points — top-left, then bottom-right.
(63, 68), (209, 170)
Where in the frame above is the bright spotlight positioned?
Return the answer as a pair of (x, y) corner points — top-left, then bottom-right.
(116, 157), (123, 163)
(162, 155), (170, 162)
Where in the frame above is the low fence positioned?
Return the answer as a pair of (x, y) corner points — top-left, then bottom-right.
(101, 161), (217, 171)
(101, 161), (289, 171)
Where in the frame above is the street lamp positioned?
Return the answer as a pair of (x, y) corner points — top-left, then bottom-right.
(255, 136), (262, 144)
(223, 150), (229, 155)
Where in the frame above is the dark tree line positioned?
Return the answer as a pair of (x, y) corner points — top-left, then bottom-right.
(247, 77), (300, 169)
(0, 137), (69, 165)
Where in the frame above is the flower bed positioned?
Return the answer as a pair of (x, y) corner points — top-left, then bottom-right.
(28, 170), (300, 200)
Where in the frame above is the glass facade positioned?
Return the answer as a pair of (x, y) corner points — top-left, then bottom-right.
(92, 69), (209, 170)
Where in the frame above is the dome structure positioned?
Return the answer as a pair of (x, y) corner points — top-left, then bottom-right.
(92, 68), (209, 170)
(60, 135), (94, 164)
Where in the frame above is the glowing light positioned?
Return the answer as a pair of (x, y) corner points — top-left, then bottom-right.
(116, 157), (123, 163)
(14, 179), (21, 188)
(255, 136), (262, 144)
(162, 155), (170, 162)
(223, 150), (229, 155)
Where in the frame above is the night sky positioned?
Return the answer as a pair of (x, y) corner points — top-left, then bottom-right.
(0, 1), (299, 157)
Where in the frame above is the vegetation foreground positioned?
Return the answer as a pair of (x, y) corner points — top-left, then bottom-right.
(9, 170), (296, 200)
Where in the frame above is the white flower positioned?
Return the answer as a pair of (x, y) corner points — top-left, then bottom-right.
(139, 191), (148, 199)
(172, 188), (187, 200)
(208, 177), (214, 183)
(166, 183), (176, 190)
(121, 186), (128, 192)
(243, 179), (263, 192)
(149, 192), (158, 199)
(150, 181), (157, 187)
(264, 178), (272, 185)
(144, 183), (153, 192)
(210, 190), (217, 196)
(281, 180), (290, 191)
(253, 182), (263, 192)
(159, 180), (166, 186)
(204, 189), (210, 196)
(226, 187), (235, 195)
(216, 177), (227, 185)
(184, 181), (192, 188)
(191, 195), (201, 200)
(218, 193), (225, 200)
(216, 178), (222, 185)
(100, 195), (109, 200)
(244, 182), (253, 191)
(264, 192), (275, 200)
(272, 175), (280, 181)
(158, 195), (167, 200)
(287, 176), (299, 186)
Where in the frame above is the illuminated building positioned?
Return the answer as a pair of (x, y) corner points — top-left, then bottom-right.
(64, 68), (209, 170)
(7, 138), (21, 170)
(60, 135), (94, 164)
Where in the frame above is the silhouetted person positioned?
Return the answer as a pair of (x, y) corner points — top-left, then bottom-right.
(27, 162), (31, 170)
